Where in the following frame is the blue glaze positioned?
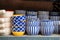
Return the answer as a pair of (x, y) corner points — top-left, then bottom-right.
(12, 16), (26, 32)
(26, 18), (40, 35)
(26, 26), (40, 35)
(40, 20), (54, 35)
(12, 16), (26, 26)
(12, 26), (25, 32)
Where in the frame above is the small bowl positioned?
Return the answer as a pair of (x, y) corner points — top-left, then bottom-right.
(0, 28), (11, 35)
(0, 18), (11, 23)
(3, 11), (14, 18)
(0, 23), (11, 28)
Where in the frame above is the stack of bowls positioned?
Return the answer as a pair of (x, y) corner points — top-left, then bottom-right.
(40, 20), (54, 35)
(26, 11), (40, 35)
(26, 18), (40, 35)
(12, 10), (26, 36)
(27, 11), (37, 19)
(38, 11), (49, 20)
(0, 10), (13, 36)
(49, 12), (59, 21)
(49, 12), (60, 34)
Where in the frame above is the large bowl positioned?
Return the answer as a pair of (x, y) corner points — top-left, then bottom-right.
(26, 18), (40, 35)
(12, 15), (26, 36)
(40, 20), (54, 35)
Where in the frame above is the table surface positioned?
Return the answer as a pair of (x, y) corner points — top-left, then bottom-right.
(0, 34), (60, 37)
(0, 34), (60, 40)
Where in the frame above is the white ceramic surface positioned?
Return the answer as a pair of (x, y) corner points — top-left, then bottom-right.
(0, 28), (11, 35)
(4, 11), (14, 17)
(0, 10), (14, 18)
(0, 23), (11, 28)
(0, 18), (11, 23)
(0, 10), (6, 15)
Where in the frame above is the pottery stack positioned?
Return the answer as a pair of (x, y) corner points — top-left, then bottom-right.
(49, 12), (60, 34)
(0, 10), (13, 36)
(12, 10), (26, 36)
(26, 11), (40, 35)
(40, 20), (54, 35)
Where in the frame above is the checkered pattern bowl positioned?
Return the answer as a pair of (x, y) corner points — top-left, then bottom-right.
(12, 15), (26, 26)
(12, 26), (25, 32)
(12, 15), (26, 36)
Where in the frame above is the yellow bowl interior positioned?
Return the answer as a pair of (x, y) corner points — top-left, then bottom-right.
(13, 14), (24, 16)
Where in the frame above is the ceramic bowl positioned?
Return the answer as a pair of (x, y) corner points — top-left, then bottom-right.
(26, 18), (40, 35)
(12, 15), (26, 36)
(0, 28), (11, 36)
(40, 20), (54, 35)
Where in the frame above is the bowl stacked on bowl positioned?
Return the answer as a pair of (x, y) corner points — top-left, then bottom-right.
(12, 10), (26, 36)
(0, 10), (14, 36)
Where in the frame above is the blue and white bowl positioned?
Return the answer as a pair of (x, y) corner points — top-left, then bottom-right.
(12, 15), (26, 36)
(40, 20), (54, 35)
(12, 26), (25, 32)
(26, 18), (40, 35)
(12, 15), (26, 27)
(53, 21), (59, 34)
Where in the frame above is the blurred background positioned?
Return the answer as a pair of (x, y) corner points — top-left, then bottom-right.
(0, 0), (60, 11)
